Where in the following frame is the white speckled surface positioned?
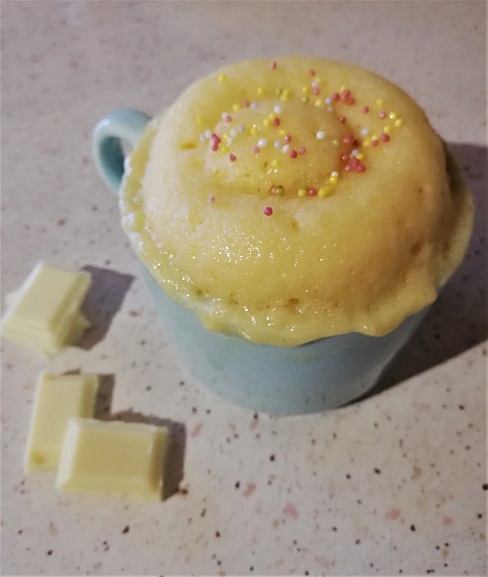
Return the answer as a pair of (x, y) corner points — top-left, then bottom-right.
(1, 1), (486, 575)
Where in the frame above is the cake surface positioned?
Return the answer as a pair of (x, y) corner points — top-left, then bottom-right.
(120, 57), (473, 346)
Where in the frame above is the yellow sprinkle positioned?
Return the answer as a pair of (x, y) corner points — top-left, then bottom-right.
(363, 138), (371, 147)
(282, 89), (290, 97)
(196, 116), (203, 125)
(257, 86), (265, 95)
(376, 98), (383, 108)
(280, 94), (289, 102)
(301, 95), (309, 103)
(297, 188), (307, 197)
(314, 98), (322, 107)
(232, 103), (240, 112)
(355, 153), (364, 160)
(371, 134), (378, 142)
(220, 145), (228, 153)
(332, 139), (340, 147)
(388, 111), (397, 120)
(250, 126), (257, 135)
(383, 125), (391, 134)
(279, 129), (285, 135)
(271, 159), (279, 167)
(394, 118), (403, 128)
(329, 175), (338, 185)
(263, 119), (270, 127)
(268, 112), (277, 120)
(318, 187), (331, 197)
(302, 86), (309, 94)
(218, 74), (227, 82)
(339, 85), (346, 92)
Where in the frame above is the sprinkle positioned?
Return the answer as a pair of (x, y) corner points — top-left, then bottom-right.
(309, 69), (316, 76)
(242, 100), (250, 108)
(280, 90), (290, 102)
(383, 125), (391, 134)
(331, 171), (339, 178)
(218, 74), (227, 82)
(264, 206), (273, 216)
(270, 61), (277, 70)
(318, 187), (331, 197)
(274, 185), (284, 196)
(224, 114), (232, 123)
(272, 117), (281, 127)
(341, 89), (351, 101)
(250, 126), (258, 135)
(297, 188), (307, 197)
(211, 142), (219, 151)
(257, 86), (265, 95)
(232, 103), (240, 112)
(325, 97), (332, 104)
(257, 138), (267, 148)
(347, 97), (355, 105)
(289, 150), (298, 159)
(380, 133), (390, 142)
(343, 133), (354, 144)
(238, 124), (245, 133)
(389, 111), (398, 120)
(271, 159), (279, 167)
(363, 138), (371, 147)
(314, 98), (322, 107)
(329, 174), (338, 184)
(327, 106), (333, 112)
(332, 139), (340, 147)
(351, 149), (359, 157)
(274, 140), (282, 149)
(298, 147), (306, 155)
(394, 118), (403, 128)
(356, 153), (363, 160)
(230, 128), (238, 138)
(220, 145), (228, 153)
(311, 79), (319, 88)
(229, 153), (236, 162)
(273, 104), (282, 114)
(316, 130), (326, 140)
(204, 129), (212, 139)
(199, 134), (206, 143)
(356, 162), (365, 173)
(208, 195), (215, 203)
(283, 134), (292, 143)
(379, 111), (387, 119)
(332, 93), (340, 102)
(308, 187), (317, 196)
(371, 139), (379, 147)
(282, 144), (290, 154)
(313, 87), (320, 95)
(376, 98), (383, 108)
(302, 86), (310, 94)
(263, 119), (270, 127)
(250, 101), (258, 109)
(252, 145), (260, 154)
(362, 106), (369, 114)
(301, 95), (310, 103)
(227, 137), (233, 145)
(360, 127), (369, 136)
(338, 116), (346, 124)
(341, 154), (350, 162)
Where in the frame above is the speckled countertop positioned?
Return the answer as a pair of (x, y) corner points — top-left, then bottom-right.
(1, 1), (486, 575)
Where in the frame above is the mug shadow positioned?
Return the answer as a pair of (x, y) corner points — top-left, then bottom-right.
(356, 141), (487, 403)
(78, 265), (134, 350)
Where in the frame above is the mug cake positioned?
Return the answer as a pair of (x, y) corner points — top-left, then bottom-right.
(118, 57), (473, 347)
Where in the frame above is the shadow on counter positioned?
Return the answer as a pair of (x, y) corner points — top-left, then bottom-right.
(358, 142), (487, 402)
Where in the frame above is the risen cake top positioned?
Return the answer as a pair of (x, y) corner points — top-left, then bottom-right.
(120, 57), (473, 346)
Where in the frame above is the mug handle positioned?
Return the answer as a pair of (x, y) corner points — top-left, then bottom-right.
(92, 108), (151, 193)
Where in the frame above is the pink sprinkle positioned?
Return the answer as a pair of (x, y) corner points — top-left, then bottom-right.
(379, 111), (387, 119)
(344, 164), (352, 172)
(252, 145), (260, 154)
(283, 134), (292, 143)
(211, 133), (221, 143)
(371, 139), (379, 147)
(332, 92), (340, 102)
(380, 133), (390, 142)
(289, 150), (298, 159)
(270, 61), (277, 70)
(224, 114), (232, 123)
(244, 482), (257, 497)
(298, 147), (306, 155)
(385, 507), (402, 520)
(313, 87), (320, 95)
(356, 162), (366, 172)
(347, 96), (355, 105)
(308, 187), (317, 196)
(362, 106), (369, 113)
(341, 89), (351, 101)
(283, 502), (299, 520)
(211, 143), (219, 151)
(264, 206), (273, 216)
(272, 117), (281, 127)
(343, 133), (354, 144)
(339, 116), (346, 123)
(308, 69), (316, 76)
(229, 153), (236, 162)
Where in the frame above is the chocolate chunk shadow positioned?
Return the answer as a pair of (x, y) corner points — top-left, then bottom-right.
(107, 409), (187, 502)
(356, 142), (488, 404)
(78, 266), (134, 350)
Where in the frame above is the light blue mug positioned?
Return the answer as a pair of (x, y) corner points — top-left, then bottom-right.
(92, 108), (429, 415)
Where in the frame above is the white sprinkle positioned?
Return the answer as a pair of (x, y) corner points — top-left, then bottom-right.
(282, 144), (290, 154)
(257, 138), (267, 148)
(274, 140), (282, 149)
(351, 149), (359, 157)
(204, 129), (212, 139)
(316, 130), (326, 140)
(230, 128), (238, 138)
(250, 101), (258, 109)
(327, 106), (333, 112)
(325, 97), (332, 104)
(311, 80), (319, 88)
(221, 112), (228, 120)
(331, 171), (339, 177)
(199, 133), (206, 143)
(227, 137), (233, 146)
(273, 104), (282, 114)
(360, 127), (369, 136)
(238, 124), (245, 133)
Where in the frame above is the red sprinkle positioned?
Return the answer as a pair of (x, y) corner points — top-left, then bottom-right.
(298, 147), (306, 155)
(264, 206), (273, 216)
(289, 150), (298, 159)
(272, 117), (281, 127)
(343, 133), (354, 144)
(211, 133), (221, 144)
(341, 154), (350, 162)
(308, 69), (316, 76)
(347, 97), (355, 106)
(308, 187), (317, 196)
(371, 139), (379, 147)
(362, 106), (369, 113)
(332, 93), (340, 102)
(270, 61), (277, 70)
(339, 116), (346, 124)
(283, 134), (292, 143)
(252, 145), (260, 154)
(356, 163), (365, 172)
(211, 143), (219, 151)
(344, 164), (353, 172)
(229, 153), (236, 162)
(341, 89), (351, 101)
(380, 133), (390, 142)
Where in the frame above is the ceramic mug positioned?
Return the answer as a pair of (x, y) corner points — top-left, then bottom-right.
(92, 108), (429, 415)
